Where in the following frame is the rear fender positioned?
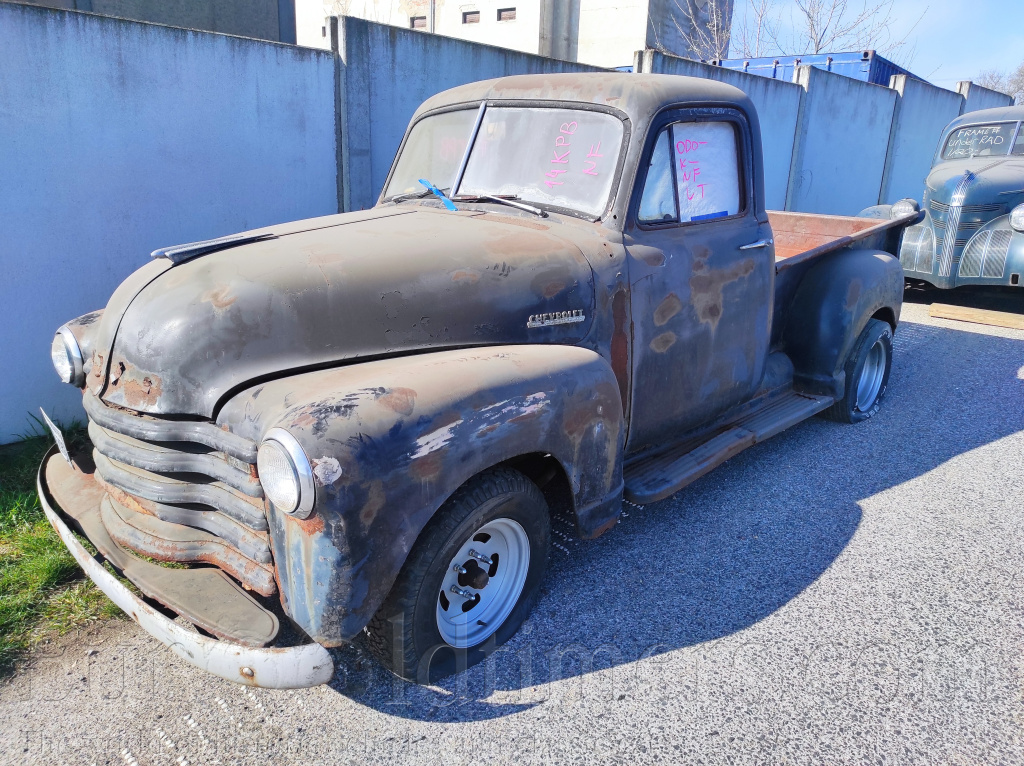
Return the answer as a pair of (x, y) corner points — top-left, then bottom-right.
(218, 345), (624, 644)
(782, 248), (903, 399)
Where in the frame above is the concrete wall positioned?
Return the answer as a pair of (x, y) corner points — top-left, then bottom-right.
(637, 50), (802, 210)
(0, 3), (337, 440)
(10, 0), (297, 42)
(880, 75), (964, 205)
(786, 65), (897, 215)
(334, 16), (602, 212)
(957, 80), (1014, 113)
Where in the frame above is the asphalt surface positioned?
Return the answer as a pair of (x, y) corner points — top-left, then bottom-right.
(2, 297), (1023, 765)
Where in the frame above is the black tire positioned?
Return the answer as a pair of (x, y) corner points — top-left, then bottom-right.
(822, 318), (893, 423)
(364, 468), (550, 683)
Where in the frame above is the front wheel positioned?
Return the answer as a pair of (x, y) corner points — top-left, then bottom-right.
(822, 318), (893, 423)
(364, 468), (550, 683)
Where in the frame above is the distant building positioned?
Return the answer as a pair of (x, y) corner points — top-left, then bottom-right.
(4, 0), (729, 68)
(297, 0), (731, 69)
(6, 0), (297, 43)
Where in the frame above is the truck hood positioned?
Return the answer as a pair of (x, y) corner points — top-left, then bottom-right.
(926, 157), (1024, 203)
(98, 206), (596, 417)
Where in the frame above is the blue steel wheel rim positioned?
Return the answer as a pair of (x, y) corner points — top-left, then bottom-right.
(435, 518), (530, 649)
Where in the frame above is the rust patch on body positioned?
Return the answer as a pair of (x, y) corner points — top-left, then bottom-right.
(289, 513), (325, 536)
(451, 270), (480, 283)
(642, 251), (665, 267)
(653, 293), (682, 326)
(378, 387), (416, 415)
(690, 258), (756, 330)
(649, 331), (677, 353)
(202, 286), (237, 310)
(845, 278), (863, 310)
(120, 368), (163, 409)
(359, 480), (386, 526)
(411, 450), (444, 481)
(541, 280), (567, 298)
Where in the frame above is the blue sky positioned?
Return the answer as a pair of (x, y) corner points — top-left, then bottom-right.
(730, 0), (1024, 88)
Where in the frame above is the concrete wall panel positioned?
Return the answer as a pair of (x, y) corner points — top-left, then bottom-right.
(957, 81), (1014, 113)
(0, 4), (337, 441)
(880, 75), (964, 205)
(786, 65), (897, 215)
(335, 17), (601, 212)
(638, 51), (803, 210)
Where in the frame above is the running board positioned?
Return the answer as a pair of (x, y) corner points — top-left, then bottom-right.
(623, 391), (833, 504)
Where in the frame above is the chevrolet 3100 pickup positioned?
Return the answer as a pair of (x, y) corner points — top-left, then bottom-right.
(39, 73), (921, 688)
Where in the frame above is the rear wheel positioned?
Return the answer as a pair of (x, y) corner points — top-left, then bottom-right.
(364, 468), (550, 683)
(822, 318), (893, 423)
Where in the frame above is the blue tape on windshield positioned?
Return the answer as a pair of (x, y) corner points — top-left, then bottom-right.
(418, 179), (458, 211)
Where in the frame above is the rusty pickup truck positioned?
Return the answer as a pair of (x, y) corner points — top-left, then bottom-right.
(39, 73), (920, 688)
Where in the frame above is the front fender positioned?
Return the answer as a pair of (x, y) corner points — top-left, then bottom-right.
(782, 248), (903, 399)
(857, 204), (893, 219)
(218, 345), (624, 645)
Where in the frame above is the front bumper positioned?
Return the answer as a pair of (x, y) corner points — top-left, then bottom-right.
(37, 446), (334, 688)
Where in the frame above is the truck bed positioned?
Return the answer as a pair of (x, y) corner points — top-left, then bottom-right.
(769, 210), (911, 267)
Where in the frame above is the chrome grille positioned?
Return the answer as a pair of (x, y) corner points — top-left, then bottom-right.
(937, 172), (975, 278)
(83, 392), (275, 595)
(958, 229), (1012, 279)
(931, 185), (1005, 278)
(898, 224), (935, 273)
(930, 199), (1002, 215)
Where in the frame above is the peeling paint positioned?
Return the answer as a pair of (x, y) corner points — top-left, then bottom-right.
(311, 457), (343, 486)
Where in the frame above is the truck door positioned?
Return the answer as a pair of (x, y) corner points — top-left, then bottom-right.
(623, 109), (774, 452)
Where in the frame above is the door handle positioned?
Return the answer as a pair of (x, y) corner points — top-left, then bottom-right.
(739, 238), (773, 250)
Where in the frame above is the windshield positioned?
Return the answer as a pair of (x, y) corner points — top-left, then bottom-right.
(386, 106), (625, 217)
(941, 122), (1019, 160)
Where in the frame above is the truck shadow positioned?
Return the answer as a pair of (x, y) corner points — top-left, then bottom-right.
(325, 316), (1024, 721)
(903, 281), (1024, 315)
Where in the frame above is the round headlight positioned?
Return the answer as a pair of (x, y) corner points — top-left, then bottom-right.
(1010, 203), (1024, 233)
(257, 428), (315, 518)
(890, 199), (919, 219)
(50, 326), (84, 386)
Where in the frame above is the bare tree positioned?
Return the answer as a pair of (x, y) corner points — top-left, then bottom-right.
(733, 0), (780, 58)
(666, 0), (736, 61)
(727, 0), (924, 66)
(976, 61), (1024, 104)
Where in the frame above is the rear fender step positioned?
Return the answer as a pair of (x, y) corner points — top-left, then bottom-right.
(624, 391), (833, 504)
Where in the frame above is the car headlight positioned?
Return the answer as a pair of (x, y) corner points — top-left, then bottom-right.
(1010, 203), (1024, 233)
(257, 428), (315, 518)
(50, 326), (84, 386)
(890, 199), (919, 219)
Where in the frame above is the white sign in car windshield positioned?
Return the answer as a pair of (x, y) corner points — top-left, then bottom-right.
(671, 122), (740, 223)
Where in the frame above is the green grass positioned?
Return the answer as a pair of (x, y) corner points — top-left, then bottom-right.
(0, 421), (122, 672)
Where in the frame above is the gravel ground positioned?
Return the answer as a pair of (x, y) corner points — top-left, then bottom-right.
(2, 298), (1023, 765)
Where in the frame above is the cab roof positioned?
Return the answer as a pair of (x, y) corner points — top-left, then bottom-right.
(413, 72), (752, 123)
(945, 104), (1024, 131)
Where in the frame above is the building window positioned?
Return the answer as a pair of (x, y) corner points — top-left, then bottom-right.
(462, 10), (480, 24)
(410, 16), (427, 29)
(497, 7), (516, 21)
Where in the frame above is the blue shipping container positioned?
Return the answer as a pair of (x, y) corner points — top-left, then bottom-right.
(709, 50), (921, 87)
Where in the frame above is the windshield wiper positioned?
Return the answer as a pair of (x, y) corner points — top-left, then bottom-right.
(389, 189), (435, 203)
(452, 194), (548, 218)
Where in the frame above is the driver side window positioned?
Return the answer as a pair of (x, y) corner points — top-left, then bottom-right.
(638, 120), (744, 224)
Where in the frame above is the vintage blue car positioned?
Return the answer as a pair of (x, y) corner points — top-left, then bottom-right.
(863, 105), (1024, 290)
